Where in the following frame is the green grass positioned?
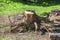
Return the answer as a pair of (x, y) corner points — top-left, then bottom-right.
(0, 37), (12, 40)
(0, 23), (3, 28)
(0, 37), (34, 40)
(23, 37), (34, 40)
(0, 0), (60, 16)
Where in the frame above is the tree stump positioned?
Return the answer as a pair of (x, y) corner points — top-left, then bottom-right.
(8, 10), (41, 33)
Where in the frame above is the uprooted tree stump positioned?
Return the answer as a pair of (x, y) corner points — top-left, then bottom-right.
(48, 9), (60, 23)
(5, 10), (57, 33)
(48, 9), (60, 28)
(47, 9), (60, 33)
(8, 10), (41, 33)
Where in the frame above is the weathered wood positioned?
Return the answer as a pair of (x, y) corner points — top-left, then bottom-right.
(47, 9), (60, 32)
(24, 10), (39, 31)
(48, 9), (60, 24)
(8, 10), (41, 32)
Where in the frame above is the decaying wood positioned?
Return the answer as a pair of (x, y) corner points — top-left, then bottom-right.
(8, 9), (60, 33)
(8, 10), (41, 33)
(47, 9), (60, 33)
(48, 9), (60, 24)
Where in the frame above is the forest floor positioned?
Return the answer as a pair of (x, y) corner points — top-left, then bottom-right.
(0, 28), (50, 40)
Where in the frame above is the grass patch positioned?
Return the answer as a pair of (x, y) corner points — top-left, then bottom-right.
(0, 37), (12, 40)
(0, 23), (3, 28)
(24, 37), (34, 40)
(0, 36), (34, 40)
(0, 0), (60, 16)
(5, 25), (11, 30)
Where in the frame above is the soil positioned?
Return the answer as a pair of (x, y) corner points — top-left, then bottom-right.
(0, 15), (51, 40)
(0, 25), (50, 40)
(0, 31), (50, 40)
